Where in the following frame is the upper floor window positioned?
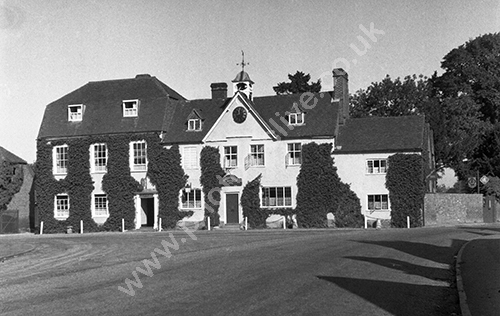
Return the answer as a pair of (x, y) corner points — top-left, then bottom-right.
(181, 188), (202, 209)
(262, 186), (292, 207)
(91, 143), (107, 173)
(93, 194), (109, 217)
(123, 100), (139, 117)
(182, 146), (198, 169)
(130, 141), (147, 171)
(187, 119), (202, 131)
(286, 143), (301, 165)
(288, 113), (304, 125)
(368, 194), (389, 211)
(249, 144), (265, 166)
(68, 104), (83, 122)
(366, 159), (387, 174)
(224, 146), (237, 168)
(53, 144), (68, 175)
(54, 194), (69, 219)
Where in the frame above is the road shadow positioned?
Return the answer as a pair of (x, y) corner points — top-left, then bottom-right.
(352, 239), (467, 265)
(344, 256), (450, 282)
(457, 225), (500, 235)
(316, 276), (458, 316)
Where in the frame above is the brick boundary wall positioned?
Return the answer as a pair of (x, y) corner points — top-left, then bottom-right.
(424, 193), (483, 226)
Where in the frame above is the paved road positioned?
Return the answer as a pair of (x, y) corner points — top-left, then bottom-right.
(0, 226), (497, 316)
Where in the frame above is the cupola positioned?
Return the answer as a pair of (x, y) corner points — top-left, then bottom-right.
(232, 70), (254, 100)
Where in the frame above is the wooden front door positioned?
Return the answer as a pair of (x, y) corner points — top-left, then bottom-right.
(226, 193), (239, 224)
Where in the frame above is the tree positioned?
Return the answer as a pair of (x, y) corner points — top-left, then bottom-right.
(273, 71), (321, 95)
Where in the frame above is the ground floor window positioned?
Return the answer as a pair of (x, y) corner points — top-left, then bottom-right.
(262, 187), (292, 207)
(54, 194), (69, 219)
(181, 188), (202, 209)
(94, 194), (109, 216)
(368, 194), (389, 210)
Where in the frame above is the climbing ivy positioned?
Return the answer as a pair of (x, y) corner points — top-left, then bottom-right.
(0, 160), (24, 213)
(386, 153), (425, 227)
(35, 133), (190, 233)
(200, 146), (225, 226)
(148, 143), (190, 229)
(241, 174), (268, 228)
(296, 142), (363, 228)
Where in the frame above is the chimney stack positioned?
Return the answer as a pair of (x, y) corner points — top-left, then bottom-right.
(210, 82), (228, 100)
(332, 68), (349, 124)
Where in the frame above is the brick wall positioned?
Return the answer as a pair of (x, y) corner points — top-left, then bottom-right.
(424, 193), (483, 226)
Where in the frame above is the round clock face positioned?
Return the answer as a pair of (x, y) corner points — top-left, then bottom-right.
(232, 106), (247, 124)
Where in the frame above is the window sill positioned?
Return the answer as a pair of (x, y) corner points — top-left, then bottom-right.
(54, 216), (69, 221)
(92, 215), (109, 218)
(261, 206), (293, 208)
(91, 170), (107, 174)
(286, 164), (301, 168)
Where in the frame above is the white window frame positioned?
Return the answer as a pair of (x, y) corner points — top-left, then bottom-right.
(130, 141), (147, 171)
(68, 104), (83, 122)
(182, 146), (198, 169)
(262, 186), (292, 208)
(91, 143), (107, 173)
(224, 146), (238, 168)
(187, 119), (202, 131)
(53, 144), (69, 175)
(288, 113), (304, 125)
(180, 188), (202, 209)
(250, 144), (265, 166)
(93, 194), (109, 217)
(367, 194), (389, 211)
(286, 143), (302, 166)
(123, 99), (139, 117)
(54, 194), (69, 220)
(366, 159), (388, 174)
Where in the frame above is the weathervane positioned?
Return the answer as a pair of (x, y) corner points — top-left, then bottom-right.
(237, 50), (249, 72)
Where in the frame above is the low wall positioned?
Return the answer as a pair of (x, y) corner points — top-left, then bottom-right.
(424, 193), (483, 226)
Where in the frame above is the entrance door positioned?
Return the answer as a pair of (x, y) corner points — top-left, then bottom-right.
(226, 193), (239, 224)
(141, 197), (155, 227)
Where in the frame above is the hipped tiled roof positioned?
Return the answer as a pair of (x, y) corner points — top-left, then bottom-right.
(161, 92), (339, 144)
(335, 115), (426, 154)
(38, 75), (184, 139)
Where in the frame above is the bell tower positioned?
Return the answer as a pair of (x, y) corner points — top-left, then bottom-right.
(232, 51), (254, 100)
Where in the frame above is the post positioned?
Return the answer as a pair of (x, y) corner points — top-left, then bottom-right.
(121, 218), (125, 232)
(40, 221), (44, 235)
(407, 216), (410, 229)
(158, 218), (162, 232)
(477, 170), (480, 194)
(245, 217), (248, 231)
(207, 216), (211, 231)
(364, 216), (367, 229)
(283, 216), (286, 229)
(80, 220), (83, 234)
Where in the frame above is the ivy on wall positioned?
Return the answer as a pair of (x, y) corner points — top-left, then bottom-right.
(386, 153), (425, 227)
(148, 143), (190, 229)
(296, 142), (363, 228)
(36, 133), (190, 233)
(0, 160), (24, 213)
(200, 146), (225, 226)
(241, 174), (268, 228)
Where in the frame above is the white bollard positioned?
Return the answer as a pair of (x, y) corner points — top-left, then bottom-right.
(407, 216), (410, 229)
(122, 218), (125, 232)
(207, 216), (211, 231)
(364, 216), (368, 229)
(245, 217), (248, 231)
(80, 220), (83, 234)
(40, 221), (44, 235)
(283, 216), (286, 229)
(158, 218), (162, 232)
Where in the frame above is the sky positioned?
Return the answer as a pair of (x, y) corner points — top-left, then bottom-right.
(0, 0), (499, 165)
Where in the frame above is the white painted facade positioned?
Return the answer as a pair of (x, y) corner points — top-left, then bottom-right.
(179, 93), (333, 225)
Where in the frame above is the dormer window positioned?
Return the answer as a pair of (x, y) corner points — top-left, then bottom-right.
(187, 119), (202, 131)
(123, 100), (139, 117)
(288, 113), (304, 125)
(68, 104), (83, 122)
